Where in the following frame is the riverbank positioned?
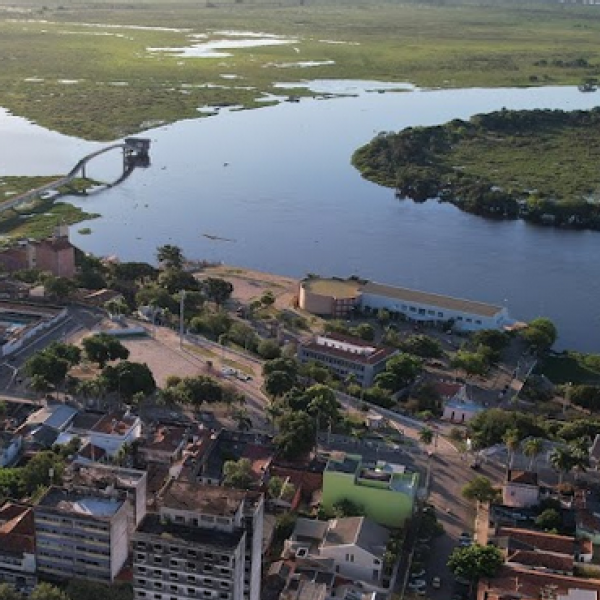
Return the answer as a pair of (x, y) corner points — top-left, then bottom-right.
(3, 2), (600, 139)
(352, 107), (600, 230)
(0, 177), (99, 241)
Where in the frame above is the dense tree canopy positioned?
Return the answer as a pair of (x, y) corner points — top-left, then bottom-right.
(102, 361), (156, 400)
(447, 544), (503, 582)
(83, 333), (130, 368)
(274, 411), (316, 459)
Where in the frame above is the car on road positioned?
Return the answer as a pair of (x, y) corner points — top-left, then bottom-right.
(459, 532), (471, 540)
(410, 569), (426, 579)
(408, 580), (426, 591)
(236, 373), (252, 381)
(221, 367), (237, 376)
(432, 577), (441, 589)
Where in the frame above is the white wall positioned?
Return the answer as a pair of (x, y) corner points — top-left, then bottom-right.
(502, 483), (539, 508)
(110, 503), (130, 582)
(360, 293), (505, 331)
(319, 544), (383, 585)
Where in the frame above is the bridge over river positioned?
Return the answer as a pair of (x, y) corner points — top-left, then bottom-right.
(0, 137), (151, 213)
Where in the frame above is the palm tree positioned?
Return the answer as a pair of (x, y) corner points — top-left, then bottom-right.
(549, 446), (575, 484)
(523, 437), (544, 471)
(503, 428), (521, 470)
(569, 443), (590, 481)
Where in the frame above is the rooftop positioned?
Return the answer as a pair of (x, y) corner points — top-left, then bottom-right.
(496, 527), (575, 556)
(506, 470), (538, 486)
(90, 412), (138, 435)
(23, 404), (77, 431)
(302, 278), (361, 299)
(161, 480), (247, 517)
(506, 549), (573, 573)
(0, 502), (35, 556)
(322, 516), (389, 555)
(361, 281), (503, 317)
(303, 333), (396, 365)
(136, 513), (244, 550)
(37, 486), (124, 519)
(479, 565), (600, 600)
(326, 455), (361, 475)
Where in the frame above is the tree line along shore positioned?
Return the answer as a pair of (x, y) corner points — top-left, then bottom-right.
(352, 107), (600, 230)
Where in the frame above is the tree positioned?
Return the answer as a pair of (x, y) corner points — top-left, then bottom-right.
(203, 277), (234, 307)
(419, 427), (434, 445)
(44, 276), (75, 300)
(260, 290), (276, 307)
(83, 333), (130, 368)
(102, 361), (156, 401)
(447, 544), (503, 584)
(30, 583), (70, 600)
(451, 350), (488, 377)
(265, 370), (296, 399)
(332, 498), (365, 517)
(25, 351), (69, 390)
(503, 428), (521, 469)
(523, 437), (544, 471)
(21, 450), (64, 494)
(549, 446), (575, 484)
(156, 244), (184, 270)
(0, 583), (23, 600)
(462, 476), (499, 504)
(267, 475), (285, 499)
(257, 339), (281, 360)
(46, 341), (81, 367)
(471, 329), (509, 353)
(232, 407), (252, 432)
(306, 384), (339, 425)
(274, 411), (316, 459)
(28, 373), (52, 398)
(375, 353), (422, 391)
(351, 323), (375, 341)
(66, 580), (134, 600)
(400, 334), (443, 358)
(522, 317), (557, 353)
(223, 458), (254, 489)
(535, 508), (562, 532)
(263, 357), (298, 379)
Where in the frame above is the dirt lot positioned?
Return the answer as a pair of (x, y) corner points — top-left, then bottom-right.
(197, 264), (299, 310)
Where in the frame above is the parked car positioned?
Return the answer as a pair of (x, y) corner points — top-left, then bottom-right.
(432, 577), (441, 589)
(411, 569), (426, 579)
(408, 580), (427, 591)
(221, 367), (236, 376)
(459, 532), (471, 540)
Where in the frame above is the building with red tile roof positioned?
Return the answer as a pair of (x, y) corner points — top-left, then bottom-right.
(0, 503), (37, 593)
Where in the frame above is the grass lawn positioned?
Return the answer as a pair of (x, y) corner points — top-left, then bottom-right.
(2, 1), (600, 140)
(537, 353), (600, 384)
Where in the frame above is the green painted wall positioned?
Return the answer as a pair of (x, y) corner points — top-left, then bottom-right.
(322, 469), (417, 528)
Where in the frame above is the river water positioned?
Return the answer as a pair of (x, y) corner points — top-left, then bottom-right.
(1, 83), (599, 351)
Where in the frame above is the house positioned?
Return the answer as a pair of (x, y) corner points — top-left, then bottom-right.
(0, 432), (22, 467)
(298, 333), (398, 388)
(284, 516), (390, 587)
(0, 503), (36, 594)
(477, 565), (600, 600)
(194, 429), (274, 486)
(502, 470), (540, 508)
(68, 410), (142, 458)
(137, 424), (198, 465)
(442, 385), (485, 424)
(322, 454), (418, 527)
(21, 404), (78, 433)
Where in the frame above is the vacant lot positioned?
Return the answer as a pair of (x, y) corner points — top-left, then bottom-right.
(2, 1), (600, 139)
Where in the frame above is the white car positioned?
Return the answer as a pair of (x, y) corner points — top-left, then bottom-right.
(221, 367), (236, 376)
(432, 576), (441, 589)
(408, 580), (427, 590)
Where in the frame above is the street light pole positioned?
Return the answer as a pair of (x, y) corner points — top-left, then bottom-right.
(179, 290), (186, 349)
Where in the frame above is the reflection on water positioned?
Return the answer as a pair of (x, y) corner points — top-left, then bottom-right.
(2, 83), (600, 350)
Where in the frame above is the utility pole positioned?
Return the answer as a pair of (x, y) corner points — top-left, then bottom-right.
(179, 290), (186, 349)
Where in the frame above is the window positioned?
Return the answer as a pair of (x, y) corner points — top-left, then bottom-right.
(153, 544), (163, 552)
(457, 316), (463, 321)
(427, 310), (435, 316)
(409, 306), (416, 312)
(373, 569), (379, 579)
(466, 318), (472, 323)
(418, 308), (426, 315)
(438, 312), (443, 318)
(475, 320), (482, 325)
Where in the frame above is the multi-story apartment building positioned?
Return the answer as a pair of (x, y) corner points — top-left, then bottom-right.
(34, 486), (129, 583)
(132, 481), (263, 600)
(0, 503), (36, 594)
(298, 333), (397, 388)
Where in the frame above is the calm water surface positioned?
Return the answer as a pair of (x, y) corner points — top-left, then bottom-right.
(1, 84), (599, 351)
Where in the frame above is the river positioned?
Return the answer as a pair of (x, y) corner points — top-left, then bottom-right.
(1, 83), (599, 351)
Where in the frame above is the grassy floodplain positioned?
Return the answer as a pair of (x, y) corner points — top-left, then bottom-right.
(1, 1), (600, 140)
(0, 177), (99, 240)
(352, 108), (600, 229)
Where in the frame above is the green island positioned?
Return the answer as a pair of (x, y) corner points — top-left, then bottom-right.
(352, 107), (600, 229)
(2, 0), (600, 140)
(0, 177), (99, 241)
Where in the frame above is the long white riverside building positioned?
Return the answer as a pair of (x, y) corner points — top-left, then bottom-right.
(298, 277), (513, 331)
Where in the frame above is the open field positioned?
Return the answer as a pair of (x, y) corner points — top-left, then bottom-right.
(2, 1), (600, 139)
